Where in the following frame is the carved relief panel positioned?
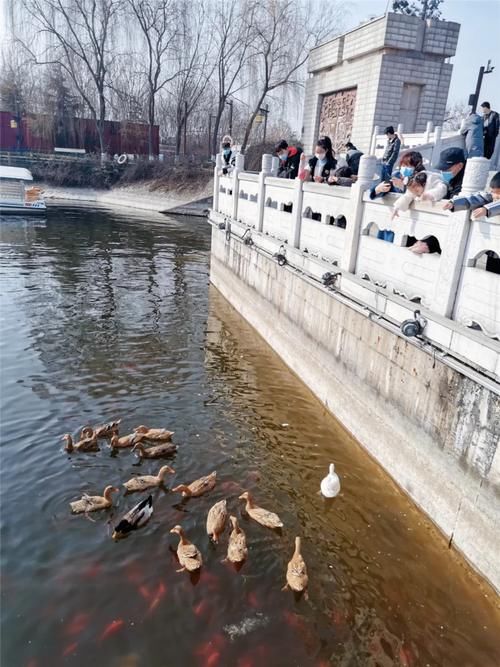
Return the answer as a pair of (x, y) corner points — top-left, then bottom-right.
(318, 88), (357, 153)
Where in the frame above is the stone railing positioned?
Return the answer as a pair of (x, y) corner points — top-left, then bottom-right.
(370, 122), (500, 170)
(211, 152), (500, 380)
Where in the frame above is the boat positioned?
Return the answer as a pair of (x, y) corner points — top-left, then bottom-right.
(0, 166), (46, 214)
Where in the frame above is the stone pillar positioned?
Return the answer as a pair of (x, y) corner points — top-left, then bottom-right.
(431, 126), (442, 168)
(290, 177), (304, 249)
(424, 121), (433, 144)
(257, 154), (273, 232)
(370, 126), (379, 155)
(232, 153), (245, 221)
(271, 156), (279, 176)
(433, 157), (490, 317)
(213, 153), (222, 213)
(340, 154), (377, 273)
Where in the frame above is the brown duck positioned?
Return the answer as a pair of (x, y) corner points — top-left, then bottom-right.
(171, 471), (217, 498)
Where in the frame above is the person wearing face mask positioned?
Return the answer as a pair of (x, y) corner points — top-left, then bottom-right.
(435, 147), (466, 199)
(299, 138), (337, 183)
(369, 150), (424, 200)
(220, 136), (235, 175)
(275, 139), (303, 179)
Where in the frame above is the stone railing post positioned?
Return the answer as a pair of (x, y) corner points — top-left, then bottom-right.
(213, 153), (222, 213)
(257, 154), (273, 232)
(232, 153), (245, 221)
(290, 177), (304, 249)
(424, 120), (433, 144)
(369, 125), (379, 155)
(271, 156), (279, 176)
(340, 154), (378, 273)
(431, 125), (442, 168)
(432, 157), (491, 317)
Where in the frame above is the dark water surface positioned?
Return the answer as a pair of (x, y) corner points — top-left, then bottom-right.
(1, 204), (499, 667)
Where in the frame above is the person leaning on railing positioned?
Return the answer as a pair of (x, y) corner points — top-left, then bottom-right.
(275, 140), (303, 179)
(442, 171), (500, 219)
(369, 150), (424, 200)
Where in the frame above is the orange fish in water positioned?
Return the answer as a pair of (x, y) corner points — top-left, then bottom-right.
(65, 612), (89, 637)
(100, 619), (125, 641)
(62, 642), (78, 657)
(399, 646), (414, 666)
(193, 599), (210, 618)
(147, 582), (167, 614)
(237, 656), (254, 667)
(138, 585), (151, 601)
(26, 660), (39, 667)
(246, 591), (259, 608)
(82, 563), (103, 579)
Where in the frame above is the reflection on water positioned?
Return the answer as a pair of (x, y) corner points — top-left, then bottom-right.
(1, 205), (499, 667)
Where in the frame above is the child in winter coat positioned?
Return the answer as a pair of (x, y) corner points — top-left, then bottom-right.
(443, 171), (500, 219)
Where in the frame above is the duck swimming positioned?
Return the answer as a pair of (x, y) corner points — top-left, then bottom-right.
(81, 420), (121, 440)
(133, 425), (174, 441)
(238, 491), (283, 529)
(70, 485), (119, 514)
(206, 499), (228, 543)
(112, 495), (153, 540)
(171, 471), (217, 498)
(226, 515), (248, 564)
(132, 441), (177, 459)
(110, 433), (144, 449)
(123, 465), (175, 493)
(283, 537), (308, 599)
(170, 525), (203, 572)
(62, 433), (99, 453)
(320, 463), (341, 498)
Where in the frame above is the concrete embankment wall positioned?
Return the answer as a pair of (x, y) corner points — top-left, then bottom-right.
(209, 225), (500, 592)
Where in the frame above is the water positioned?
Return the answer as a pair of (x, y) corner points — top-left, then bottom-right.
(1, 204), (499, 667)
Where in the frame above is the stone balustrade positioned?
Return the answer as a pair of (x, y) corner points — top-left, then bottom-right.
(211, 153), (500, 380)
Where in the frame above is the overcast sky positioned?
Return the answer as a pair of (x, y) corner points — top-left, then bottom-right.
(348, 0), (500, 107)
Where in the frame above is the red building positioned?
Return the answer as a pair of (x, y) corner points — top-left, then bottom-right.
(0, 111), (159, 156)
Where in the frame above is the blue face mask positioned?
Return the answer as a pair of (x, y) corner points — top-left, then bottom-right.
(441, 171), (454, 183)
(223, 148), (231, 156)
(400, 166), (414, 178)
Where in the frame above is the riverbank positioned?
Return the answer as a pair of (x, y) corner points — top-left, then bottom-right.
(42, 180), (212, 217)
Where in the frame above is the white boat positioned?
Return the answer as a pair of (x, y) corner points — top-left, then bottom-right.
(0, 166), (46, 214)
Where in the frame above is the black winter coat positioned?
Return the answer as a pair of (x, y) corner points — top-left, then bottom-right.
(305, 155), (337, 182)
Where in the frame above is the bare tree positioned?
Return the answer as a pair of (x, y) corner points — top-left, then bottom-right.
(127, 0), (179, 158)
(20, 0), (120, 161)
(240, 0), (340, 152)
(209, 0), (255, 155)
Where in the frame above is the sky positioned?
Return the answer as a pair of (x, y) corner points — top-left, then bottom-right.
(347, 0), (500, 107)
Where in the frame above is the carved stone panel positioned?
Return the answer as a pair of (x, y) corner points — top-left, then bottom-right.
(318, 88), (357, 153)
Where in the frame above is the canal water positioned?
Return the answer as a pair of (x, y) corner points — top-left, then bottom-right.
(1, 205), (499, 667)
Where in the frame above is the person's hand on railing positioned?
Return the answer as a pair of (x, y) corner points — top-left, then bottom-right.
(314, 175), (324, 183)
(420, 192), (434, 201)
(375, 182), (392, 195)
(471, 207), (487, 220)
(442, 201), (454, 210)
(391, 176), (404, 191)
(328, 175), (338, 184)
(391, 209), (399, 220)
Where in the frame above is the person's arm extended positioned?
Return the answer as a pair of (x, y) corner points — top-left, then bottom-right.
(393, 190), (414, 212)
(484, 199), (500, 217)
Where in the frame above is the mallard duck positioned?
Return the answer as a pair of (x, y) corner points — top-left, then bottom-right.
(238, 491), (283, 529)
(133, 425), (174, 441)
(206, 499), (228, 543)
(123, 465), (175, 493)
(70, 485), (119, 514)
(170, 525), (203, 572)
(112, 495), (153, 540)
(320, 463), (341, 498)
(132, 441), (177, 459)
(226, 515), (248, 563)
(282, 537), (308, 599)
(171, 471), (217, 498)
(62, 433), (99, 453)
(110, 433), (144, 449)
(81, 420), (121, 440)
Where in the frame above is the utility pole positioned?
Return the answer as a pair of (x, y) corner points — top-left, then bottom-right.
(469, 60), (495, 113)
(263, 104), (269, 143)
(227, 99), (233, 136)
(183, 101), (188, 155)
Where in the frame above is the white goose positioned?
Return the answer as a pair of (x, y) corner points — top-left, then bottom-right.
(320, 463), (341, 498)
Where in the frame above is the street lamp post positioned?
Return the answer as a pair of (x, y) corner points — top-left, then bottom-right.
(469, 60), (495, 113)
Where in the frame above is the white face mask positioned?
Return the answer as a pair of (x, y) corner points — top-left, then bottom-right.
(315, 152), (326, 161)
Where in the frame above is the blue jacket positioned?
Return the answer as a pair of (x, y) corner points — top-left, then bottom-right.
(450, 191), (500, 217)
(461, 114), (484, 158)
